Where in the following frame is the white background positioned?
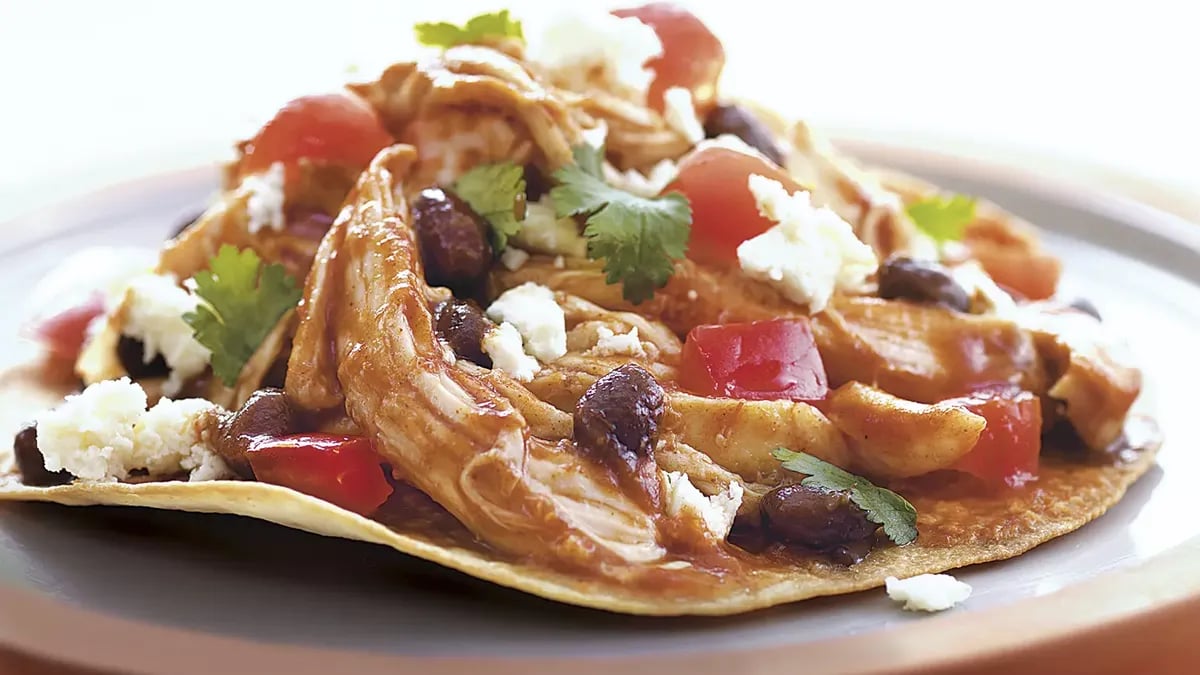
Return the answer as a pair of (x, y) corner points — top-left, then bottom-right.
(1, 0), (1197, 222)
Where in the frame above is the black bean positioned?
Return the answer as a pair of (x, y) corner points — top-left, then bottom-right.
(1068, 298), (1102, 321)
(878, 256), (971, 312)
(433, 299), (494, 368)
(703, 104), (786, 167)
(574, 364), (665, 506)
(411, 187), (493, 296)
(12, 423), (72, 487)
(117, 335), (169, 379)
(213, 389), (296, 479)
(761, 484), (876, 552)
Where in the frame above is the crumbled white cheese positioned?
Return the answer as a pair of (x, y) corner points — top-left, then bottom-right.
(499, 247), (531, 272)
(486, 282), (567, 363)
(581, 120), (609, 150)
(737, 174), (878, 313)
(950, 261), (1018, 317)
(661, 471), (743, 539)
(530, 9), (663, 96)
(511, 196), (588, 258)
(603, 158), (679, 198)
(553, 255), (565, 269)
(686, 289), (699, 302)
(122, 274), (212, 395)
(243, 161), (286, 234)
(591, 326), (646, 358)
(885, 574), (972, 612)
(35, 378), (231, 482)
(662, 87), (705, 144)
(482, 322), (540, 382)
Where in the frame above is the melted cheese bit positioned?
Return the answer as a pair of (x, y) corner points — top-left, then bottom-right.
(499, 247), (531, 271)
(243, 162), (286, 234)
(661, 471), (744, 539)
(885, 574), (972, 612)
(36, 378), (230, 482)
(603, 158), (679, 198)
(662, 87), (704, 144)
(737, 174), (878, 313)
(485, 282), (567, 363)
(511, 196), (589, 258)
(950, 260), (1018, 316)
(481, 322), (539, 382)
(122, 274), (212, 395)
(591, 326), (646, 358)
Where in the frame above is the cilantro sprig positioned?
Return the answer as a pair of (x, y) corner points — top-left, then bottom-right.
(906, 194), (977, 244)
(551, 145), (691, 303)
(414, 10), (524, 49)
(183, 245), (303, 387)
(453, 162), (526, 251)
(771, 448), (918, 546)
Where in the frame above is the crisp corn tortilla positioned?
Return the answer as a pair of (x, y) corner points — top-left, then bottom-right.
(0, 362), (1159, 616)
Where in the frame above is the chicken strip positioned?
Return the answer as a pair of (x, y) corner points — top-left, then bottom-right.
(286, 146), (684, 570)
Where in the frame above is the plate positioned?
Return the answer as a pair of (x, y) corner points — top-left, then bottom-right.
(1, 142), (1198, 675)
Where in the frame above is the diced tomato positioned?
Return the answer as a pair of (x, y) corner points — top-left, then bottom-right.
(28, 292), (105, 362)
(680, 318), (828, 402)
(237, 93), (393, 178)
(246, 434), (394, 516)
(946, 387), (1042, 488)
(664, 146), (806, 267)
(611, 3), (725, 114)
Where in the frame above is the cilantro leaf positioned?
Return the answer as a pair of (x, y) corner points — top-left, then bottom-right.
(550, 145), (691, 303)
(771, 448), (918, 546)
(453, 161), (526, 251)
(571, 142), (604, 179)
(414, 10), (524, 49)
(183, 245), (303, 387)
(906, 194), (977, 244)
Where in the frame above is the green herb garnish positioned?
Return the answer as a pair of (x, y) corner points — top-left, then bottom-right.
(550, 144), (691, 303)
(453, 161), (526, 251)
(183, 245), (302, 387)
(414, 10), (524, 49)
(906, 194), (976, 244)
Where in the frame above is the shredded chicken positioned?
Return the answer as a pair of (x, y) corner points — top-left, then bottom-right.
(811, 297), (1045, 403)
(661, 392), (851, 484)
(825, 382), (986, 479)
(1017, 303), (1141, 449)
(284, 146), (711, 568)
(349, 46), (585, 189)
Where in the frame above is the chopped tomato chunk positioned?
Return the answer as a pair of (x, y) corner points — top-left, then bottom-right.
(238, 93), (393, 178)
(947, 387), (1042, 488)
(664, 146), (806, 266)
(28, 292), (105, 362)
(612, 3), (725, 114)
(680, 318), (828, 402)
(246, 434), (394, 516)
